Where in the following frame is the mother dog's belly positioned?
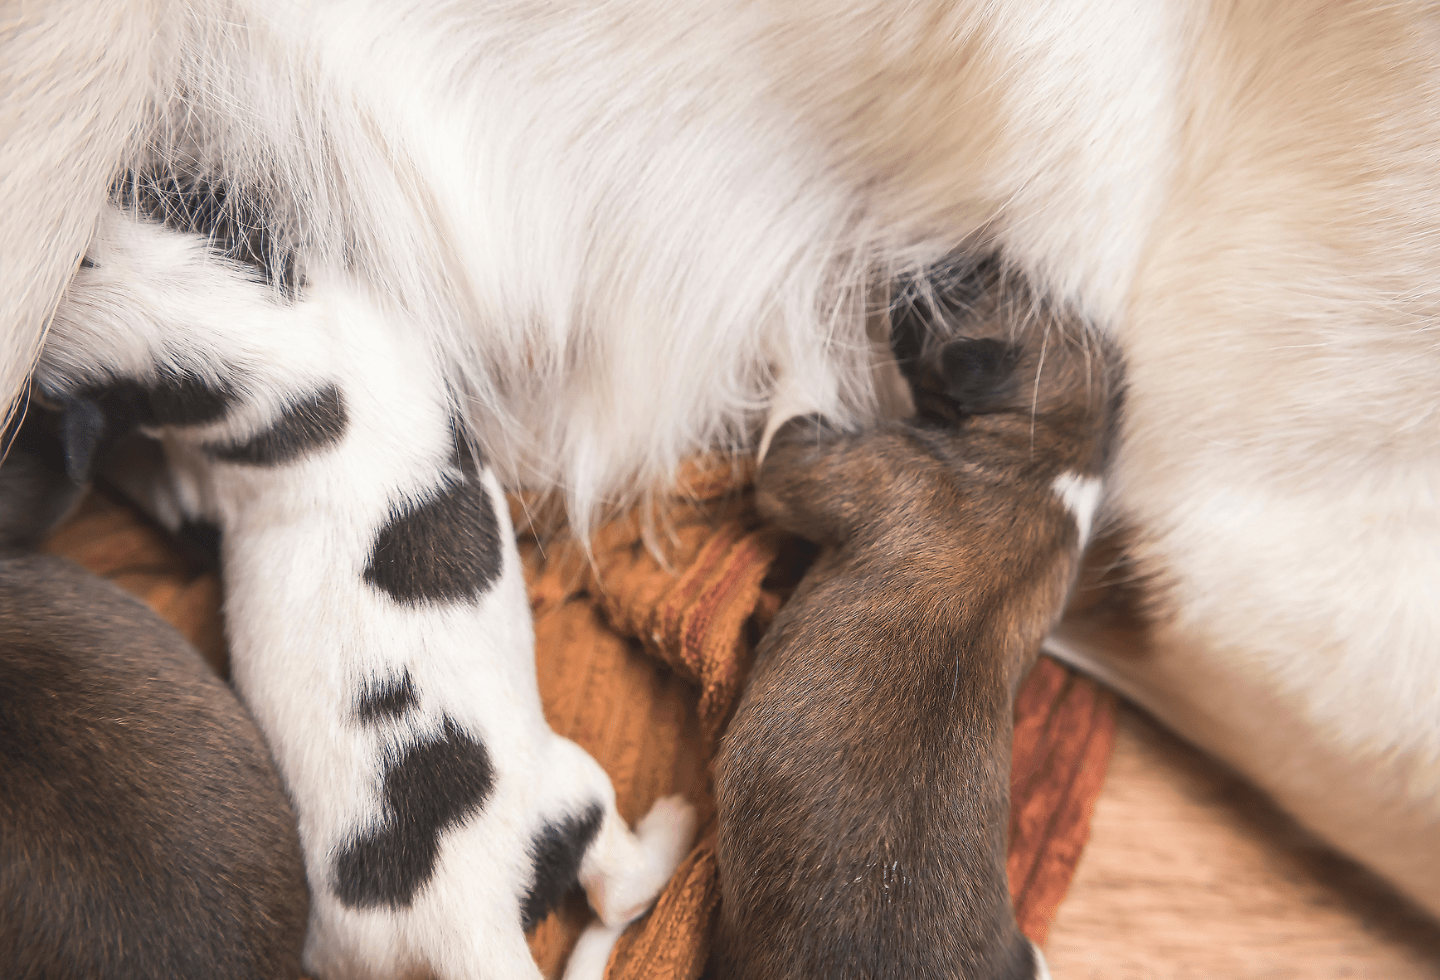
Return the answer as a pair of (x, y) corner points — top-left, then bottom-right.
(1050, 468), (1440, 917)
(1054, 1), (1440, 916)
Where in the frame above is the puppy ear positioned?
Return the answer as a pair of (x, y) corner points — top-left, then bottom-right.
(0, 405), (87, 548)
(58, 394), (108, 484)
(937, 336), (1020, 413)
(48, 383), (153, 484)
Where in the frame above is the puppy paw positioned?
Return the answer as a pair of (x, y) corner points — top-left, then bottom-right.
(560, 921), (626, 980)
(635, 793), (697, 870)
(583, 795), (696, 928)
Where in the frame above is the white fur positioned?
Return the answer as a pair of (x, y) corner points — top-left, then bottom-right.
(1031, 943), (1051, 980)
(1051, 472), (1103, 551)
(562, 922), (627, 980)
(38, 209), (695, 979)
(9, 0), (1440, 966)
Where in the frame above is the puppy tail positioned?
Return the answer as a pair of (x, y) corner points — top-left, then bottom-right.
(0, 0), (171, 437)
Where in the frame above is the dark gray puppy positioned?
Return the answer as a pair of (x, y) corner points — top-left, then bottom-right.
(0, 419), (308, 980)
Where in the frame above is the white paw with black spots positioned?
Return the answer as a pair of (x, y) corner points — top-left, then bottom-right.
(563, 794), (698, 980)
(521, 804), (604, 931)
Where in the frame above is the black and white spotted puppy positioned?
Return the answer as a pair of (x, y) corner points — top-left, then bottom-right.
(35, 202), (695, 980)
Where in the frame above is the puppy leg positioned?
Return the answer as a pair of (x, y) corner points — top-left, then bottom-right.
(531, 742), (695, 980)
(579, 795), (696, 928)
(560, 797), (697, 980)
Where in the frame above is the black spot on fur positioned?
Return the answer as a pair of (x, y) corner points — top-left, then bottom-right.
(362, 426), (503, 605)
(520, 804), (603, 931)
(43, 370), (235, 482)
(147, 372), (236, 427)
(206, 385), (347, 466)
(70, 371), (234, 431)
(332, 718), (495, 909)
(79, 256), (96, 269)
(355, 669), (418, 725)
(120, 170), (301, 295)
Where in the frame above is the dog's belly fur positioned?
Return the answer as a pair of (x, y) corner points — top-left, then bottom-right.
(1061, 4), (1440, 914)
(6, 0), (1440, 967)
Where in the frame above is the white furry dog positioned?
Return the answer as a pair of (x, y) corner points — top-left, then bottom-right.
(5, 0), (1440, 976)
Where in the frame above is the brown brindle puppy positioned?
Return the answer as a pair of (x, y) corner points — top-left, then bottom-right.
(712, 262), (1120, 980)
(0, 424), (309, 980)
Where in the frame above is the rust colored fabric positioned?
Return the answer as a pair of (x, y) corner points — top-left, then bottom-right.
(43, 460), (1117, 978)
(1008, 656), (1117, 944)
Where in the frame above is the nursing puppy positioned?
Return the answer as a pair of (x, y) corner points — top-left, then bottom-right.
(0, 433), (310, 979)
(714, 263), (1114, 980)
(9, 0), (1440, 973)
(32, 201), (694, 980)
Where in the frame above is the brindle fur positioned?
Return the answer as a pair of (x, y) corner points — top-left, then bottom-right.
(0, 424), (309, 980)
(712, 262), (1120, 980)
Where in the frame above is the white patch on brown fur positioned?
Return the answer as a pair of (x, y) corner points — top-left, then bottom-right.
(1052, 472), (1103, 550)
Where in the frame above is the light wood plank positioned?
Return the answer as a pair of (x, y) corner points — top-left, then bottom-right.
(1046, 707), (1440, 979)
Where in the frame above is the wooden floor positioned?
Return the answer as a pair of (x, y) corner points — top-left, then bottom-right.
(1046, 707), (1440, 980)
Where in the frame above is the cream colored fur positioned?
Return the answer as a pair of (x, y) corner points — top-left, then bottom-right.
(0, 0), (173, 434)
(5, 0), (1440, 956)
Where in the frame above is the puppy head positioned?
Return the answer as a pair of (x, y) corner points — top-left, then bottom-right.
(891, 255), (1122, 473)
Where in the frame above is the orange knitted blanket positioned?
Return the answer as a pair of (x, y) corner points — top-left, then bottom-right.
(44, 457), (1116, 978)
